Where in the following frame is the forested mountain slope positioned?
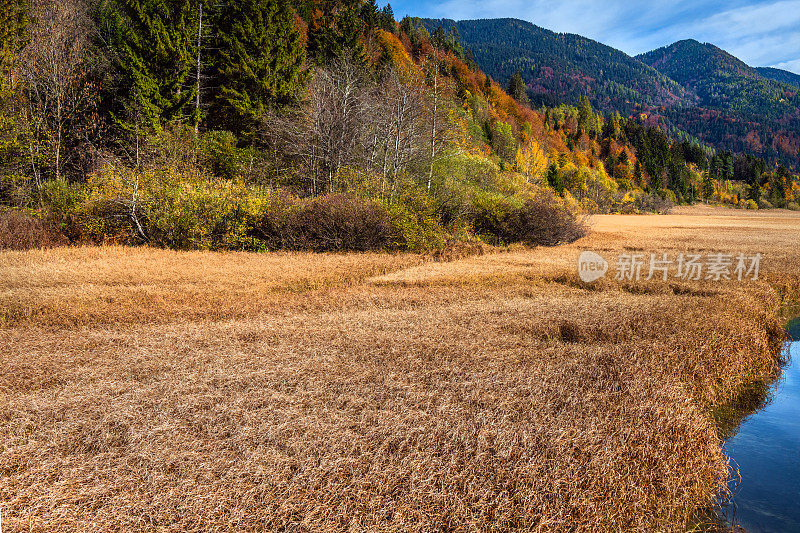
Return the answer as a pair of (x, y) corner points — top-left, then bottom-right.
(427, 18), (800, 171)
(757, 67), (800, 89)
(420, 18), (692, 112)
(638, 40), (800, 121)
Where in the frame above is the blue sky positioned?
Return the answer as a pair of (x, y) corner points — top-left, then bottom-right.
(381, 0), (800, 74)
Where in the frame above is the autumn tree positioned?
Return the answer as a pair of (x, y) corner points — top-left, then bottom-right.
(22, 0), (92, 184)
(516, 138), (548, 183)
(0, 0), (26, 192)
(0, 0), (26, 90)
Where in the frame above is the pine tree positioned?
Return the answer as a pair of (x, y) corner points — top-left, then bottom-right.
(307, 1), (366, 65)
(360, 0), (378, 30)
(702, 170), (715, 201)
(210, 0), (306, 134)
(102, 0), (201, 132)
(379, 4), (394, 32)
(578, 95), (595, 136)
(507, 70), (529, 106)
(546, 163), (562, 194)
(633, 160), (643, 187)
(0, 0), (26, 91)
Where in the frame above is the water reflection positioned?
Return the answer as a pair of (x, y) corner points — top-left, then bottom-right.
(714, 318), (800, 532)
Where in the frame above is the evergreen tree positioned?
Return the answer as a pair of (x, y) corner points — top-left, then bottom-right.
(0, 0), (26, 90)
(101, 0), (201, 131)
(546, 163), (562, 194)
(307, 1), (366, 65)
(701, 170), (715, 201)
(210, 0), (306, 134)
(360, 0), (378, 31)
(379, 4), (394, 32)
(577, 95), (596, 137)
(748, 180), (761, 202)
(507, 70), (529, 106)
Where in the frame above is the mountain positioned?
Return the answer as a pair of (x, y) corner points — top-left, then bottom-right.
(420, 18), (692, 113)
(426, 18), (800, 171)
(756, 67), (800, 90)
(637, 40), (800, 169)
(637, 40), (800, 121)
(637, 39), (757, 85)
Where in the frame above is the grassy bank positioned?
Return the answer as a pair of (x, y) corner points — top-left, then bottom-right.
(1, 206), (799, 531)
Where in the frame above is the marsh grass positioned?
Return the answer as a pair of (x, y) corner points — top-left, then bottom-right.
(1, 206), (799, 531)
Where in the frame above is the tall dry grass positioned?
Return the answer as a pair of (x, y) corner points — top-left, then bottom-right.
(0, 206), (798, 532)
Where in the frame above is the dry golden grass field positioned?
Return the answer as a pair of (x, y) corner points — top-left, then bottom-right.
(1, 206), (799, 532)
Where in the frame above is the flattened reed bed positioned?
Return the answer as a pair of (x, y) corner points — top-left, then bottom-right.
(0, 206), (799, 532)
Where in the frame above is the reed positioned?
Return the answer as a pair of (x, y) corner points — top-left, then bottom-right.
(1, 206), (798, 532)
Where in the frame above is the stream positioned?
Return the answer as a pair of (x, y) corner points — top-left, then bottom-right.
(719, 318), (800, 532)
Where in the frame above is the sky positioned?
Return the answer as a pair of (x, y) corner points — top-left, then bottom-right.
(380, 0), (800, 74)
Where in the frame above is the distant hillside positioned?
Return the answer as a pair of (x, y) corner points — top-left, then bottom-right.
(420, 18), (692, 113)
(637, 40), (800, 121)
(756, 67), (800, 89)
(637, 39), (758, 84)
(637, 40), (800, 169)
(427, 18), (800, 170)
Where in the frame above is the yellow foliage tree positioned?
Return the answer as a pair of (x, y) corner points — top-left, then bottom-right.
(515, 139), (548, 183)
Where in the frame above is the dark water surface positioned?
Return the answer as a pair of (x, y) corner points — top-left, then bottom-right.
(722, 318), (800, 532)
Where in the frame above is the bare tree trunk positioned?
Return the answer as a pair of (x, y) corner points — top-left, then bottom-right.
(428, 51), (438, 191)
(195, 2), (203, 136)
(130, 172), (147, 241)
(55, 94), (62, 181)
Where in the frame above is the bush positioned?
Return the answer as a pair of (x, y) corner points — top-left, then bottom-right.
(200, 131), (241, 180)
(385, 200), (445, 251)
(80, 165), (265, 250)
(256, 193), (396, 252)
(0, 208), (66, 250)
(787, 202), (800, 211)
(742, 199), (759, 210)
(40, 178), (89, 241)
(506, 195), (588, 246)
(470, 189), (587, 246)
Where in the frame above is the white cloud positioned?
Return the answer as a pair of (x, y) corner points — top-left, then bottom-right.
(770, 58), (800, 73)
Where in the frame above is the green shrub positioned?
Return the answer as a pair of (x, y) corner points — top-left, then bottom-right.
(742, 199), (759, 210)
(385, 200), (444, 251)
(81, 165), (265, 250)
(40, 178), (88, 240)
(201, 131), (240, 180)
